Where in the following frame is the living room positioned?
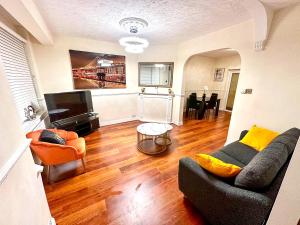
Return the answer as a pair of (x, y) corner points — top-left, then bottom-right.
(0, 1), (300, 225)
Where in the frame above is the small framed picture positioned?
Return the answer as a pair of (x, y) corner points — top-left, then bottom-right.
(214, 68), (225, 82)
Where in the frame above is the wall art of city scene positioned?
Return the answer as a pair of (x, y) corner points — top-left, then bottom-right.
(69, 50), (126, 89)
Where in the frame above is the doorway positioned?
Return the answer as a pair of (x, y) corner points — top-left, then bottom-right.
(225, 70), (240, 111)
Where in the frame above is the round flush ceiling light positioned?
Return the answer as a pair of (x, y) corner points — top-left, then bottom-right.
(119, 36), (149, 48)
(119, 17), (148, 34)
(119, 36), (149, 54)
(125, 46), (144, 54)
(119, 17), (149, 54)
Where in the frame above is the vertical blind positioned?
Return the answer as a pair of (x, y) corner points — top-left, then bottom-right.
(0, 27), (38, 121)
(139, 66), (160, 86)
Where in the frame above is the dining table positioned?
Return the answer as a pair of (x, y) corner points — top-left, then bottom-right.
(197, 97), (221, 118)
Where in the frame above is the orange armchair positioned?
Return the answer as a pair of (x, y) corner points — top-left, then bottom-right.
(26, 129), (86, 182)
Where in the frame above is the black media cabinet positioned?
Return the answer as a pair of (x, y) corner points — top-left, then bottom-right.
(48, 113), (100, 136)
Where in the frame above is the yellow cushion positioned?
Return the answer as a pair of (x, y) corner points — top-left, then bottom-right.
(195, 153), (242, 178)
(240, 125), (279, 151)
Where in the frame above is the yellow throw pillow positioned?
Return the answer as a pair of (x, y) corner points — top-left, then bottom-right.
(240, 125), (279, 151)
(195, 153), (242, 178)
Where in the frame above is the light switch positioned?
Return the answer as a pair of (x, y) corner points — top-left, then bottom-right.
(245, 89), (253, 94)
(241, 89), (253, 94)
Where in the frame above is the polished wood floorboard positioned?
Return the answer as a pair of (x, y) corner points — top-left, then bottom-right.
(44, 111), (231, 225)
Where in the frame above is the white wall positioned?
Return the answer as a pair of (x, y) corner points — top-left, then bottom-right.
(30, 36), (140, 125)
(214, 55), (241, 109)
(136, 44), (178, 95)
(173, 4), (300, 143)
(0, 52), (51, 225)
(184, 55), (215, 91)
(184, 54), (241, 109)
(31, 36), (177, 125)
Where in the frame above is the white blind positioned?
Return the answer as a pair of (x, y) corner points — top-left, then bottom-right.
(0, 27), (38, 121)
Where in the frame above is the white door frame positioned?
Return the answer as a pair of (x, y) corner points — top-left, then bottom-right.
(224, 69), (240, 112)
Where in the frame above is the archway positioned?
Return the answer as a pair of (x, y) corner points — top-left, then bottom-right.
(181, 48), (241, 122)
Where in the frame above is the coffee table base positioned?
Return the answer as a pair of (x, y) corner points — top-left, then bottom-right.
(137, 133), (171, 155)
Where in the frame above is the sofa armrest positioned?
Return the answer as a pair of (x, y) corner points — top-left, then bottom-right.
(178, 157), (272, 225)
(239, 130), (249, 140)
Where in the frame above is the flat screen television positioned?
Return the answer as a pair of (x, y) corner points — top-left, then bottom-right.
(44, 90), (93, 122)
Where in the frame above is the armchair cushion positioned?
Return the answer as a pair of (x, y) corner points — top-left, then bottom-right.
(39, 130), (66, 145)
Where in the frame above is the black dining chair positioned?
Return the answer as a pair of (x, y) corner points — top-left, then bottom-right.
(197, 100), (206, 120)
(190, 92), (197, 98)
(186, 94), (201, 119)
(206, 93), (218, 117)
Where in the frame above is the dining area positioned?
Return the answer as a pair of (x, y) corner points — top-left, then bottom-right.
(185, 91), (221, 120)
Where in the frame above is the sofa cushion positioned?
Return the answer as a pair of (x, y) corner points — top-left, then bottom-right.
(234, 140), (289, 190)
(212, 151), (245, 168)
(220, 141), (258, 165)
(195, 153), (242, 178)
(271, 128), (300, 155)
(240, 125), (279, 151)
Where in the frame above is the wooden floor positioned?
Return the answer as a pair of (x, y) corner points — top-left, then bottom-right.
(44, 111), (231, 225)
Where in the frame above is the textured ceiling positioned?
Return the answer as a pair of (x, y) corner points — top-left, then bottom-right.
(35, 0), (251, 45)
(35, 0), (297, 45)
(261, 0), (299, 9)
(200, 48), (240, 58)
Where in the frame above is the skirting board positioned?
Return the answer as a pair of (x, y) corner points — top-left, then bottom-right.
(139, 118), (172, 124)
(175, 121), (183, 126)
(100, 117), (182, 127)
(100, 117), (138, 126)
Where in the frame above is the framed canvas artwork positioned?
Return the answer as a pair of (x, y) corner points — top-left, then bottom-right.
(69, 50), (126, 89)
(214, 68), (225, 82)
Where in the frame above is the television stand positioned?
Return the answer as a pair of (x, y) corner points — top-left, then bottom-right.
(49, 113), (100, 136)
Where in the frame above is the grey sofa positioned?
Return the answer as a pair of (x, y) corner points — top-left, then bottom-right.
(179, 128), (300, 225)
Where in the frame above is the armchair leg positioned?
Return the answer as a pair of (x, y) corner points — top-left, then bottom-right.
(81, 158), (86, 172)
(47, 165), (51, 183)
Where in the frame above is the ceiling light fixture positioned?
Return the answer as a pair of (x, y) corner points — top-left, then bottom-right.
(125, 46), (144, 54)
(119, 36), (149, 48)
(119, 17), (149, 54)
(119, 17), (148, 34)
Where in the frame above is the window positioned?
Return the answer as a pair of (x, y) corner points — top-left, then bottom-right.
(0, 27), (38, 121)
(138, 62), (173, 87)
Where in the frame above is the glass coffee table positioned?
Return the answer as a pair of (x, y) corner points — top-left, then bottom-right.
(137, 123), (173, 155)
